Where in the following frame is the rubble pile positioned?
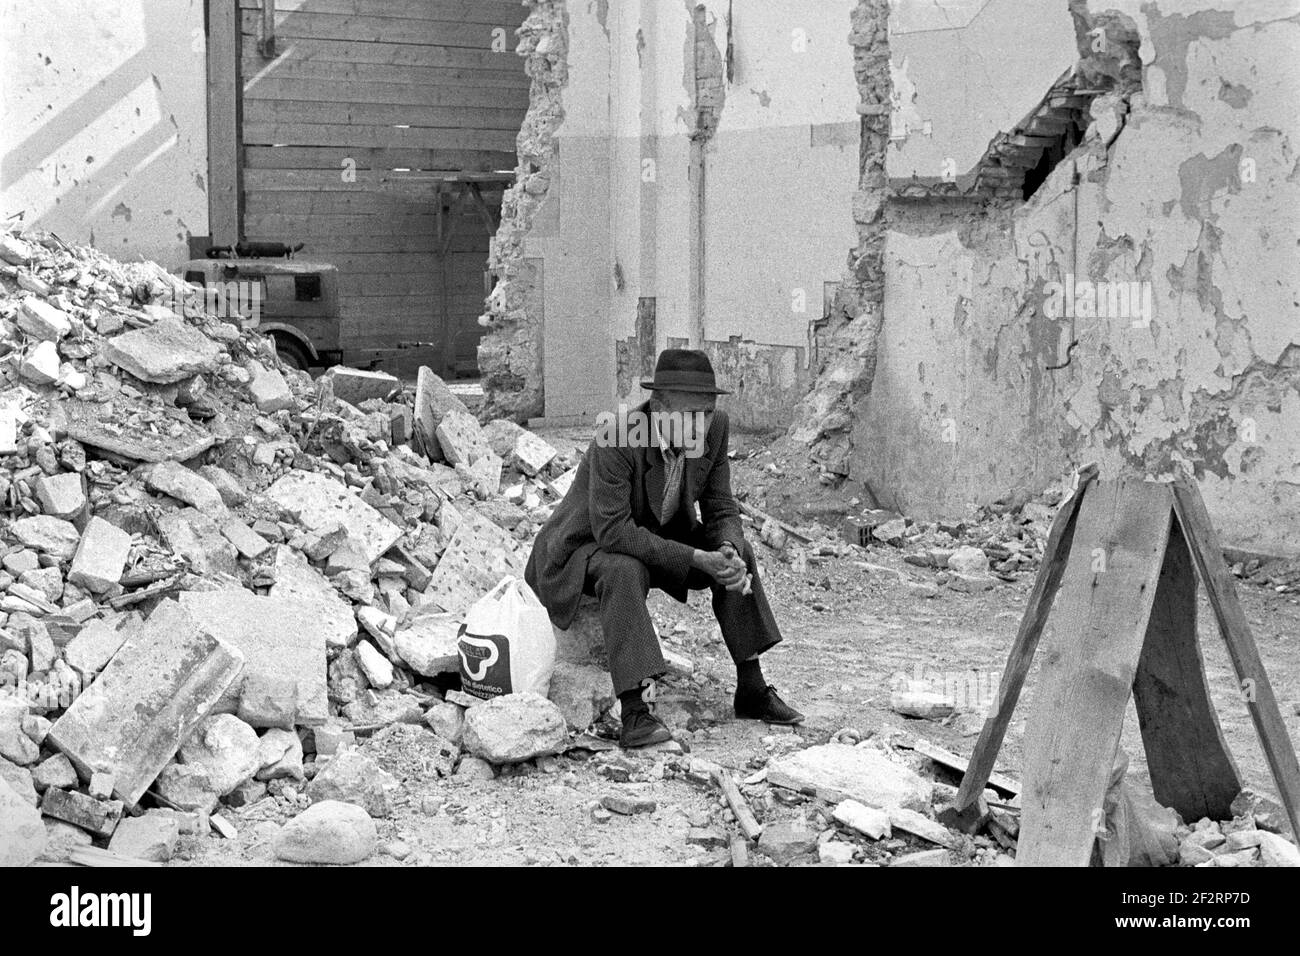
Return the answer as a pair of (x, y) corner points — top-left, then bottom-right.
(0, 229), (591, 865)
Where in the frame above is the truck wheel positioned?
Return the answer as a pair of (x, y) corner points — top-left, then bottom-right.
(272, 334), (311, 371)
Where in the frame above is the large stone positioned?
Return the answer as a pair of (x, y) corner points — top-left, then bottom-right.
(198, 465), (248, 507)
(247, 360), (295, 412)
(32, 753), (78, 791)
(156, 508), (238, 576)
(512, 429), (557, 476)
(265, 470), (401, 565)
(0, 777), (46, 865)
(1258, 831), (1300, 867)
(108, 811), (180, 862)
(237, 674), (298, 729)
(757, 819), (821, 865)
(393, 611), (461, 677)
(421, 509), (524, 614)
(435, 408), (492, 466)
(146, 461), (225, 512)
(11, 515), (80, 558)
(179, 589), (330, 726)
(0, 758), (38, 805)
(548, 661), (614, 731)
(413, 365), (470, 459)
(889, 689), (955, 719)
(153, 762), (220, 813)
(269, 548), (357, 649)
(67, 516), (132, 593)
(37, 819), (94, 863)
(767, 744), (933, 813)
(34, 472), (86, 519)
(45, 600), (245, 806)
(62, 616), (129, 679)
(102, 315), (222, 384)
(18, 297), (71, 340)
(833, 799), (892, 839)
(355, 640), (394, 689)
(178, 713), (261, 796)
(947, 546), (989, 574)
(322, 366), (399, 405)
(221, 517), (272, 560)
(255, 727), (305, 781)
(274, 800), (376, 865)
(39, 787), (123, 838)
(483, 418), (525, 457)
(0, 696), (40, 765)
(463, 692), (568, 765)
(888, 806), (957, 847)
(19, 340), (60, 384)
(306, 748), (397, 818)
(424, 701), (466, 745)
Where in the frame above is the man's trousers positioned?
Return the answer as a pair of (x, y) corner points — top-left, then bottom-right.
(582, 537), (782, 695)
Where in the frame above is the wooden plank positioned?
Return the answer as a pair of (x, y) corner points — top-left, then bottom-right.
(244, 76), (530, 109)
(244, 98), (523, 131)
(245, 145), (516, 172)
(1132, 518), (1242, 822)
(712, 767), (763, 841)
(244, 123), (518, 151)
(238, 0), (529, 25)
(239, 57), (526, 87)
(955, 463), (1098, 808)
(909, 739), (1020, 798)
(240, 37), (518, 70)
(239, 9), (513, 48)
(1016, 478), (1173, 867)
(207, 0), (241, 245)
(1171, 474), (1300, 839)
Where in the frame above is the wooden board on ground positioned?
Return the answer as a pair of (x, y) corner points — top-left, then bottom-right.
(1132, 518), (1242, 822)
(1016, 478), (1173, 867)
(907, 738), (1020, 799)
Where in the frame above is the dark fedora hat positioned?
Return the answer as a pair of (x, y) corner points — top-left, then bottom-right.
(640, 349), (731, 394)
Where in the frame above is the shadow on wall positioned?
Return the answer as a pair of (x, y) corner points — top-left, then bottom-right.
(1, 1), (208, 266)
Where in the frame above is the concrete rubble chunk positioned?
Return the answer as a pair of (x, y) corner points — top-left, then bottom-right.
(888, 806), (957, 847)
(247, 360), (296, 412)
(0, 759), (38, 806)
(321, 366), (399, 405)
(237, 674), (298, 730)
(197, 465), (248, 507)
(156, 508), (238, 577)
(1258, 831), (1300, 867)
(833, 798), (892, 840)
(890, 849), (951, 867)
(265, 470), (401, 565)
(269, 548), (357, 649)
(221, 517), (272, 560)
(1, 696), (42, 765)
(68, 517), (132, 594)
(32, 753), (79, 791)
(102, 314), (222, 384)
(414, 366), (470, 459)
(0, 234), (34, 264)
(255, 727), (305, 782)
(0, 777), (46, 866)
(483, 418), (525, 457)
(40, 787), (124, 838)
(306, 748), (397, 818)
(34, 471), (86, 519)
(11, 515), (81, 558)
(463, 692), (568, 765)
(424, 701), (466, 745)
(45, 599), (246, 806)
(436, 408), (492, 466)
(179, 589), (330, 726)
(20, 340), (60, 384)
(947, 545), (989, 574)
(512, 429), (557, 476)
(146, 460), (225, 512)
(18, 297), (72, 341)
(355, 640), (394, 689)
(274, 800), (376, 865)
(154, 763), (219, 813)
(422, 510), (523, 614)
(889, 689), (955, 719)
(393, 611), (461, 677)
(548, 661), (615, 731)
(108, 811), (180, 862)
(177, 713), (261, 796)
(767, 744), (933, 813)
(757, 819), (821, 864)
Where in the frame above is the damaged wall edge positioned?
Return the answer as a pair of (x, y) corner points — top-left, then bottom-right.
(478, 0), (570, 423)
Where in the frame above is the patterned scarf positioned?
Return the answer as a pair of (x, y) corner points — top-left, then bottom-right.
(659, 444), (687, 524)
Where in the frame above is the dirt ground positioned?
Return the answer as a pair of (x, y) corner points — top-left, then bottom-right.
(176, 429), (1300, 868)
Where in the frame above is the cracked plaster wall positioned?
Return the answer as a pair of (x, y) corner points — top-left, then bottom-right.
(0, 0), (210, 267)
(854, 0), (1300, 553)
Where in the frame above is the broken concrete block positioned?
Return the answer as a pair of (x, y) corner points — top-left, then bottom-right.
(146, 460), (225, 512)
(154, 762), (220, 814)
(414, 366), (470, 459)
(102, 315), (222, 384)
(0, 759), (38, 806)
(463, 692), (568, 765)
(0, 776), (46, 865)
(767, 744), (933, 813)
(255, 727), (305, 782)
(156, 508), (238, 577)
(178, 713), (261, 796)
(512, 430), (557, 476)
(45, 600), (245, 806)
(467, 450), (504, 497)
(179, 589), (329, 726)
(306, 748), (397, 817)
(108, 810), (180, 862)
(265, 470), (401, 565)
(393, 611), (461, 677)
(549, 465), (578, 499)
(269, 547), (357, 649)
(321, 366), (399, 405)
(11, 514), (81, 558)
(889, 689), (955, 720)
(19, 340), (60, 384)
(757, 819), (821, 864)
(34, 471), (86, 519)
(67, 516), (131, 594)
(32, 752), (79, 791)
(435, 408), (492, 466)
(88, 771), (115, 800)
(421, 510), (523, 614)
(0, 234), (33, 265)
(1258, 831), (1300, 867)
(237, 674), (298, 730)
(0, 697), (40, 765)
(40, 787), (124, 838)
(833, 799), (892, 840)
(819, 841), (857, 865)
(547, 661), (614, 731)
(888, 806), (956, 847)
(2, 549), (39, 576)
(482, 418), (524, 457)
(20, 566), (63, 604)
(355, 640), (394, 689)
(197, 465), (248, 507)
(221, 517), (272, 560)
(424, 701), (466, 745)
(18, 297), (71, 341)
(889, 848), (951, 867)
(247, 360), (295, 413)
(274, 800), (376, 865)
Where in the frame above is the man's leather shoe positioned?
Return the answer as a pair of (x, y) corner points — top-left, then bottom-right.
(620, 708), (673, 749)
(734, 684), (805, 725)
